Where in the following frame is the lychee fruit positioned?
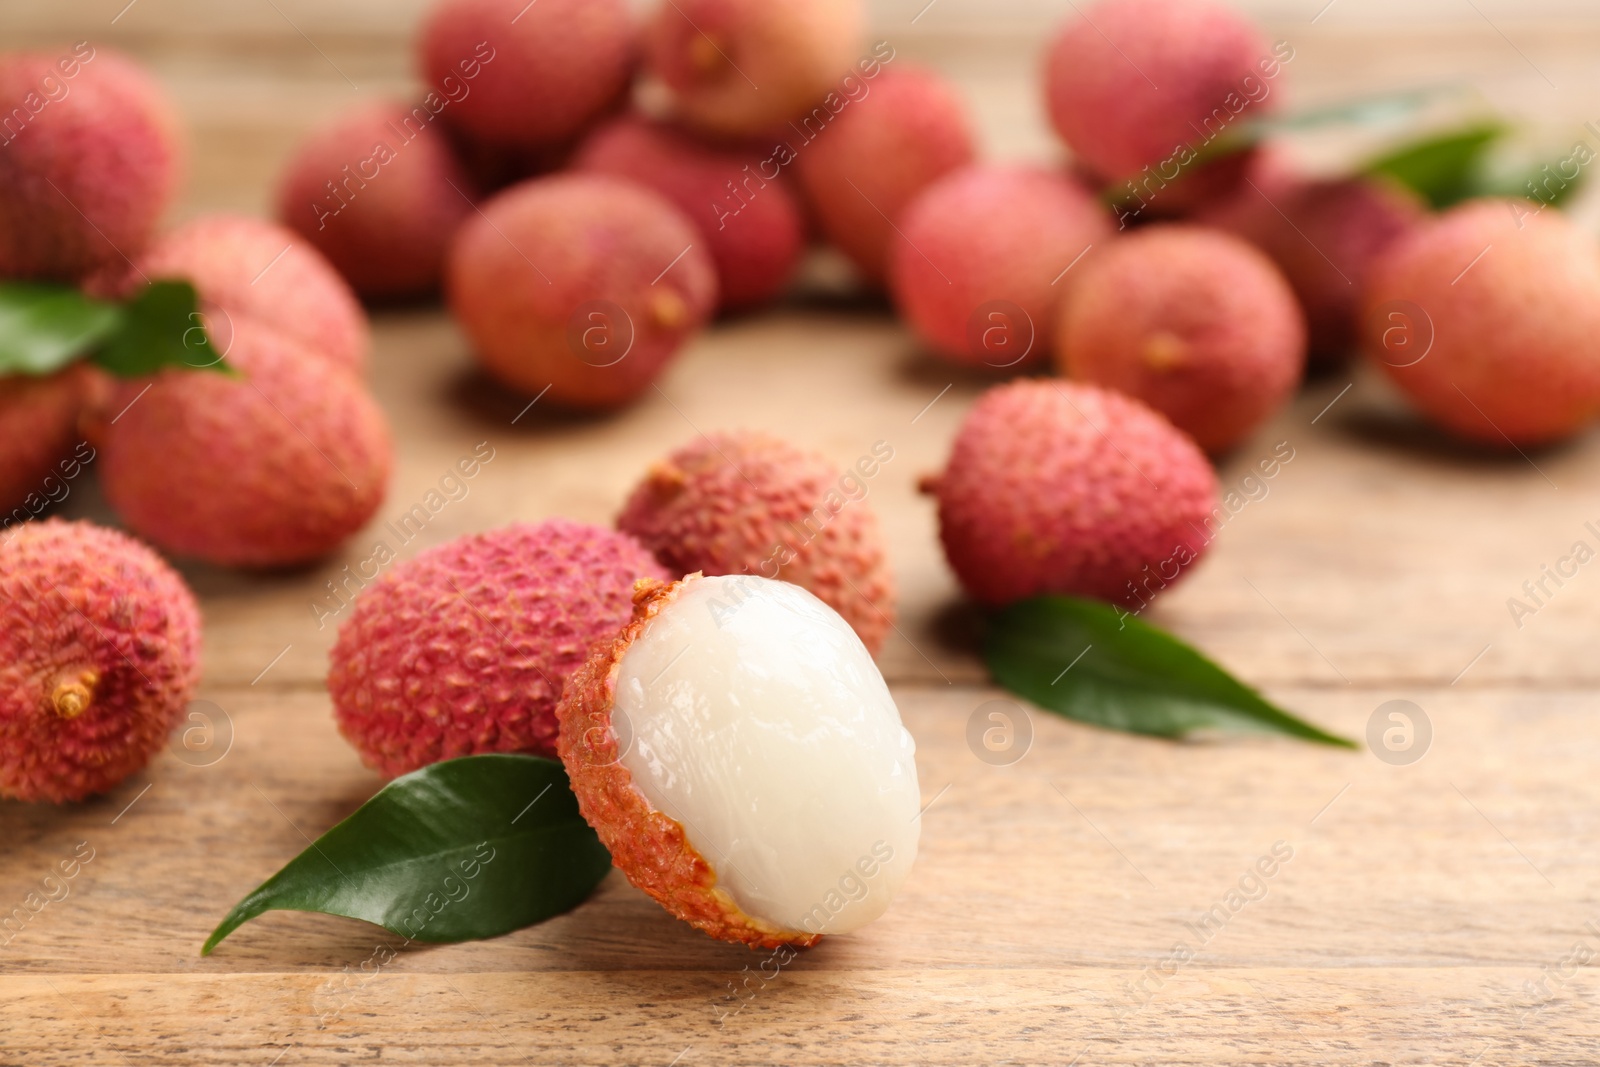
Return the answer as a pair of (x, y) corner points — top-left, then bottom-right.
(446, 174), (718, 409)
(1361, 199), (1600, 447)
(328, 520), (667, 778)
(0, 367), (91, 516)
(558, 573), (920, 948)
(922, 380), (1218, 608)
(1202, 172), (1425, 363)
(0, 520), (201, 803)
(794, 64), (977, 284)
(98, 317), (392, 568)
(276, 100), (478, 302)
(0, 47), (184, 281)
(889, 165), (1112, 370)
(645, 0), (865, 137)
(92, 214), (370, 376)
(573, 114), (805, 311)
(616, 431), (896, 655)
(418, 0), (636, 154)
(1044, 0), (1281, 187)
(1056, 225), (1306, 454)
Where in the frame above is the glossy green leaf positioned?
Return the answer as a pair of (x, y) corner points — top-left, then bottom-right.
(1361, 122), (1507, 208)
(0, 283), (122, 375)
(986, 596), (1357, 748)
(95, 279), (233, 378)
(203, 755), (613, 955)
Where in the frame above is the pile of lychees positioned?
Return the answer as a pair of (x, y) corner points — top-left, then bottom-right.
(5, 0), (1598, 949)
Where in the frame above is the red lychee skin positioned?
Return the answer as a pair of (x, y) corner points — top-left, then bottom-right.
(558, 575), (822, 950)
(0, 520), (201, 803)
(98, 319), (392, 568)
(573, 114), (805, 311)
(329, 520), (667, 778)
(275, 100), (479, 302)
(1201, 173), (1424, 363)
(418, 0), (636, 154)
(0, 368), (90, 515)
(1056, 225), (1307, 454)
(1044, 0), (1279, 186)
(645, 0), (864, 137)
(924, 380), (1218, 607)
(446, 174), (718, 409)
(1361, 200), (1600, 447)
(794, 65), (976, 284)
(0, 48), (184, 281)
(88, 214), (370, 376)
(616, 431), (896, 655)
(889, 165), (1113, 370)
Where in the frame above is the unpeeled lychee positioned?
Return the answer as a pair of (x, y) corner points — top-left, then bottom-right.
(329, 520), (667, 778)
(922, 380), (1218, 607)
(0, 47), (184, 281)
(889, 166), (1112, 370)
(0, 520), (201, 803)
(446, 174), (718, 409)
(418, 0), (636, 154)
(0, 368), (90, 515)
(276, 100), (478, 302)
(1056, 225), (1306, 454)
(558, 573), (921, 948)
(616, 431), (896, 655)
(98, 318), (392, 568)
(93, 214), (370, 376)
(645, 0), (864, 137)
(1361, 199), (1600, 447)
(794, 64), (976, 283)
(574, 114), (805, 311)
(1044, 0), (1280, 187)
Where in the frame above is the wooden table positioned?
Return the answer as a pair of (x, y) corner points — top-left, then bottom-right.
(4, 6), (1600, 1064)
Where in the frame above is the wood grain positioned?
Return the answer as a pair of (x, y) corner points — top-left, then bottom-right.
(3, 9), (1600, 1066)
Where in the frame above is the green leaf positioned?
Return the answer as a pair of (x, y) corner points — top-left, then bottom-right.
(985, 596), (1357, 748)
(0, 283), (122, 375)
(1471, 144), (1591, 209)
(202, 755), (613, 955)
(1256, 85), (1464, 134)
(1361, 122), (1507, 209)
(95, 279), (233, 378)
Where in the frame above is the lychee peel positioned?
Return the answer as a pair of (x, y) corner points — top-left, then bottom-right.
(0, 368), (88, 514)
(926, 380), (1219, 607)
(616, 430), (896, 655)
(0, 520), (201, 803)
(559, 573), (920, 948)
(329, 520), (668, 778)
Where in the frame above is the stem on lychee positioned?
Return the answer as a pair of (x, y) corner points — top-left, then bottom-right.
(1141, 331), (1189, 371)
(650, 290), (689, 331)
(52, 670), (100, 719)
(688, 33), (728, 75)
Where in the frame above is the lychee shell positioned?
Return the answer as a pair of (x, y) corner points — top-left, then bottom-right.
(0, 368), (89, 515)
(0, 520), (201, 803)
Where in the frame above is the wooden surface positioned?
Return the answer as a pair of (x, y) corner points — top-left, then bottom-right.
(6, 9), (1600, 1066)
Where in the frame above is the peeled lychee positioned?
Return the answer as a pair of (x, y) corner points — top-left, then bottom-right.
(0, 368), (90, 515)
(559, 573), (920, 948)
(446, 174), (718, 409)
(1202, 172), (1424, 362)
(98, 318), (392, 568)
(1056, 225), (1306, 454)
(1361, 199), (1600, 447)
(889, 166), (1112, 370)
(0, 47), (183, 281)
(574, 114), (805, 311)
(1044, 0), (1280, 187)
(418, 0), (636, 154)
(276, 100), (478, 302)
(616, 431), (896, 655)
(93, 214), (370, 376)
(794, 65), (976, 284)
(645, 0), (864, 137)
(923, 380), (1218, 608)
(0, 520), (201, 803)
(329, 520), (667, 778)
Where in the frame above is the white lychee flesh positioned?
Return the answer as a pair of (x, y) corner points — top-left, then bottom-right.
(612, 575), (921, 938)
